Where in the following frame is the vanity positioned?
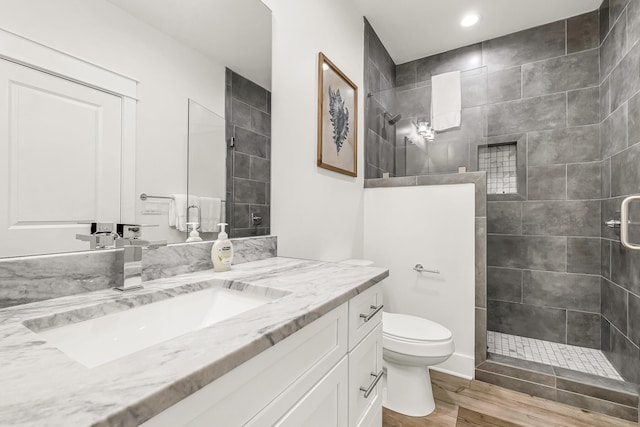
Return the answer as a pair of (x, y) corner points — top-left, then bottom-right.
(0, 257), (387, 426)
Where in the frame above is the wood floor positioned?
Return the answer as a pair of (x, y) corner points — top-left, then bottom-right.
(382, 370), (638, 427)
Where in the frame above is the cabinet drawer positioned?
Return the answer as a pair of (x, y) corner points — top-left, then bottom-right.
(348, 283), (383, 350)
(249, 356), (349, 427)
(141, 303), (348, 427)
(348, 323), (383, 427)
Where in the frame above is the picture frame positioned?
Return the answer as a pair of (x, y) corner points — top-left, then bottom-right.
(317, 52), (358, 177)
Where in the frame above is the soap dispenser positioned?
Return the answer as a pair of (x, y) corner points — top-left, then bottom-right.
(211, 223), (233, 272)
(185, 222), (203, 242)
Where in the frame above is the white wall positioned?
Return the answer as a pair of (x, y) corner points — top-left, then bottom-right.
(0, 0), (226, 243)
(364, 185), (476, 378)
(264, 0), (365, 261)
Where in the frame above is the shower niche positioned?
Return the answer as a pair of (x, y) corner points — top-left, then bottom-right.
(478, 143), (517, 195)
(478, 134), (527, 202)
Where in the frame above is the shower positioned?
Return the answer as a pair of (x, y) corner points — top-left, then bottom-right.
(384, 111), (402, 125)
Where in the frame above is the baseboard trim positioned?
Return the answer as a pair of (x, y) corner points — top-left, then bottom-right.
(431, 352), (474, 379)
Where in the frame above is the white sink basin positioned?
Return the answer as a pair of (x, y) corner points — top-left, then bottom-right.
(35, 287), (275, 368)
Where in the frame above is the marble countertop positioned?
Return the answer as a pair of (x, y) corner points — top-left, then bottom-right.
(0, 257), (388, 427)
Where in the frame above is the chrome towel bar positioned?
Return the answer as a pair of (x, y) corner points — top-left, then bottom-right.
(140, 193), (226, 202)
(140, 193), (172, 200)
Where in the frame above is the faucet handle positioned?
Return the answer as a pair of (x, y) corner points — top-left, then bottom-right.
(77, 222), (116, 234)
(76, 222), (117, 249)
(115, 223), (166, 250)
(116, 223), (159, 239)
(91, 222), (116, 235)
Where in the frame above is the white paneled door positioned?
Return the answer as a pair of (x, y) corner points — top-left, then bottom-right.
(0, 59), (123, 257)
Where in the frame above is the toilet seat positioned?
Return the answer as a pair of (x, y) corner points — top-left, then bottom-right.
(383, 312), (454, 357)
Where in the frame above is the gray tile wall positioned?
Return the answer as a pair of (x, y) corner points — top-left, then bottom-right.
(399, 64), (487, 176)
(225, 69), (271, 238)
(599, 0), (640, 384)
(364, 19), (398, 178)
(384, 11), (604, 350)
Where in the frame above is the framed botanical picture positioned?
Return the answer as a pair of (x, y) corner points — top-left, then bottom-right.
(317, 52), (358, 177)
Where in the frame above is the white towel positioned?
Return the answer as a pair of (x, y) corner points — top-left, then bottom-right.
(199, 197), (222, 233)
(431, 71), (461, 131)
(169, 194), (200, 232)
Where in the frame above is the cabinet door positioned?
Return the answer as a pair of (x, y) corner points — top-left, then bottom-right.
(349, 323), (383, 427)
(269, 357), (348, 427)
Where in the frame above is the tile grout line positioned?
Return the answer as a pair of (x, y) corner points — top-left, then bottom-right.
(565, 19), (568, 55)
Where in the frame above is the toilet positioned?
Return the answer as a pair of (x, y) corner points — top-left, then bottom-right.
(382, 312), (454, 416)
(341, 259), (455, 417)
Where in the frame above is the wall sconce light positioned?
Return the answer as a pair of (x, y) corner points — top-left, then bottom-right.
(415, 120), (435, 141)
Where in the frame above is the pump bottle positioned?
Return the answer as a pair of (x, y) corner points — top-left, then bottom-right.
(211, 223), (233, 272)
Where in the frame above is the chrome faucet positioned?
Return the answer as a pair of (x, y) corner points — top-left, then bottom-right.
(75, 222), (118, 249)
(76, 222), (166, 292)
(113, 224), (167, 292)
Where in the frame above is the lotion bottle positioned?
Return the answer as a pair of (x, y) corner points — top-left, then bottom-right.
(211, 223), (233, 272)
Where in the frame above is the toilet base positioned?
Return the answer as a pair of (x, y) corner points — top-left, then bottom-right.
(382, 361), (435, 417)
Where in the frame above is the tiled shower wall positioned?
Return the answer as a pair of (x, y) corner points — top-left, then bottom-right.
(364, 14), (605, 348)
(394, 45), (488, 176)
(364, 19), (397, 178)
(394, 14), (603, 350)
(225, 69), (271, 238)
(599, 0), (640, 384)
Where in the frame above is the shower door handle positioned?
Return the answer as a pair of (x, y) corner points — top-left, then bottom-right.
(621, 196), (640, 251)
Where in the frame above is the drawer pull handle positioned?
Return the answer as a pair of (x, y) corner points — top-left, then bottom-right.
(359, 370), (384, 398)
(359, 304), (383, 322)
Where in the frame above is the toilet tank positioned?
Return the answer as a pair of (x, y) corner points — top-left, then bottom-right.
(340, 259), (375, 266)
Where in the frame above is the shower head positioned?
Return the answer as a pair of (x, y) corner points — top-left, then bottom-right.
(384, 112), (402, 125)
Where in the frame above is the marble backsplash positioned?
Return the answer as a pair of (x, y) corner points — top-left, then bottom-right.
(0, 236), (277, 309)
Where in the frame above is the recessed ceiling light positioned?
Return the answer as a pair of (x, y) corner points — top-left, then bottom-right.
(460, 14), (480, 27)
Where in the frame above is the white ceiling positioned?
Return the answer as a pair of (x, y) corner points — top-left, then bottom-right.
(355, 0), (603, 64)
(106, 0), (272, 89)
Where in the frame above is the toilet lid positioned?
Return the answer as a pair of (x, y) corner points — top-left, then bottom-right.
(383, 312), (452, 342)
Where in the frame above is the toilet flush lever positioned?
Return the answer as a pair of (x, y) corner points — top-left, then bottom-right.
(414, 264), (440, 274)
(359, 304), (383, 322)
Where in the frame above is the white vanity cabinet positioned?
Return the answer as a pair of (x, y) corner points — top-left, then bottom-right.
(142, 283), (383, 427)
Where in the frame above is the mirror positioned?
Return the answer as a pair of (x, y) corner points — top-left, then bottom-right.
(0, 0), (271, 258)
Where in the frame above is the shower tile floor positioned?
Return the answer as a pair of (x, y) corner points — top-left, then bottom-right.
(487, 331), (623, 381)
